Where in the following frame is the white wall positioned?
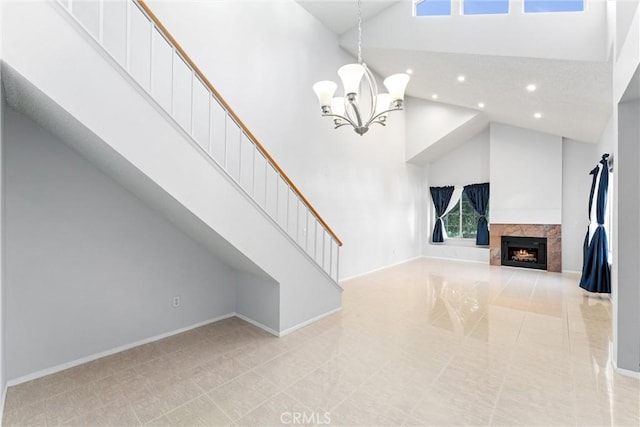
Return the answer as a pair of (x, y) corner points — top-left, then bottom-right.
(4, 107), (238, 380)
(561, 138), (599, 273)
(422, 130), (490, 263)
(561, 111), (614, 274)
(342, 0), (608, 62)
(615, 0), (640, 61)
(490, 123), (562, 225)
(427, 129), (490, 187)
(146, 0), (423, 280)
(405, 96), (481, 163)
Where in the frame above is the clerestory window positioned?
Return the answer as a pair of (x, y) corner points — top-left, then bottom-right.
(524, 0), (584, 13)
(464, 0), (509, 15)
(414, 0), (451, 17)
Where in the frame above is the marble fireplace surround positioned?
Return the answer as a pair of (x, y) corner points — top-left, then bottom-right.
(490, 224), (561, 272)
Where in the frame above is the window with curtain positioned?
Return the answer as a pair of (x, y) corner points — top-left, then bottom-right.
(440, 192), (489, 239)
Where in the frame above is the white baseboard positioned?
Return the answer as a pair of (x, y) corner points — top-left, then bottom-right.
(277, 307), (342, 337)
(610, 350), (640, 379)
(6, 312), (235, 387)
(234, 313), (279, 337)
(422, 255), (488, 264)
(615, 367), (640, 379)
(0, 383), (7, 425)
(614, 365), (640, 379)
(236, 307), (342, 338)
(5, 306), (345, 387)
(561, 269), (581, 275)
(340, 256), (423, 282)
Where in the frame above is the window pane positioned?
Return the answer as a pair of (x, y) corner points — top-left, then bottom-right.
(461, 194), (479, 238)
(437, 192), (490, 240)
(524, 0), (584, 13)
(464, 0), (509, 15)
(415, 0), (451, 16)
(442, 200), (460, 238)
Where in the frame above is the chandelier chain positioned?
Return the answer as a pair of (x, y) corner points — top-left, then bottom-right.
(357, 0), (362, 64)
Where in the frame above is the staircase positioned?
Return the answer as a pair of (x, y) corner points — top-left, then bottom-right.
(1, 0), (342, 334)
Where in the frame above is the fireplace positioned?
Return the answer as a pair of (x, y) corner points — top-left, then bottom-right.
(501, 236), (547, 270)
(491, 224), (560, 272)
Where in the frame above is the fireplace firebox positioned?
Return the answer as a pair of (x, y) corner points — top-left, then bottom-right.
(501, 236), (547, 270)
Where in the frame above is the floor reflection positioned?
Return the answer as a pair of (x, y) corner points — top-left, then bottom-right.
(5, 258), (636, 426)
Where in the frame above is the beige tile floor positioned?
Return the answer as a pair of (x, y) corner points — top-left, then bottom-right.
(3, 258), (639, 426)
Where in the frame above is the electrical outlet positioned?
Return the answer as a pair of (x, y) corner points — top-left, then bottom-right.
(172, 296), (181, 308)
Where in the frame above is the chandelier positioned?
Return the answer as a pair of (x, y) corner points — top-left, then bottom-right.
(312, 0), (410, 136)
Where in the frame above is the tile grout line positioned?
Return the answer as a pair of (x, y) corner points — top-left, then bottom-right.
(4, 322), (253, 422)
(4, 260), (626, 427)
(487, 268), (523, 425)
(400, 341), (467, 425)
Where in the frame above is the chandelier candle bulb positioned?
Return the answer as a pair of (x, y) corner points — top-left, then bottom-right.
(338, 64), (366, 97)
(312, 81), (337, 112)
(383, 74), (410, 107)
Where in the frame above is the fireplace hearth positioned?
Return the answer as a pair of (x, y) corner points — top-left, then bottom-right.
(501, 236), (547, 270)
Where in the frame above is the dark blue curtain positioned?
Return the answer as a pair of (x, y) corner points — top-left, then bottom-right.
(463, 183), (490, 246)
(430, 186), (454, 243)
(580, 155), (611, 293)
(583, 167), (599, 269)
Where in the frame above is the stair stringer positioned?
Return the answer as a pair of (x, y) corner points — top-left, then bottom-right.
(2, 0), (342, 334)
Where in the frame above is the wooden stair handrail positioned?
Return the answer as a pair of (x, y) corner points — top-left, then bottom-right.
(136, 0), (342, 247)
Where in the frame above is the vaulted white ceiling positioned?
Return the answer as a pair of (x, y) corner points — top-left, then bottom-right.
(298, 0), (400, 34)
(298, 0), (612, 144)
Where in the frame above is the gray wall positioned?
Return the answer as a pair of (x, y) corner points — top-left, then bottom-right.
(561, 138), (599, 273)
(1, 62), (6, 403)
(4, 107), (238, 380)
(616, 97), (640, 372)
(236, 270), (279, 333)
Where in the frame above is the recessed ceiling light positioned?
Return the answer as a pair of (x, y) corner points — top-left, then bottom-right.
(457, 75), (465, 82)
(534, 112), (542, 119)
(478, 102), (485, 108)
(406, 68), (414, 75)
(527, 84), (537, 92)
(432, 94), (439, 100)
